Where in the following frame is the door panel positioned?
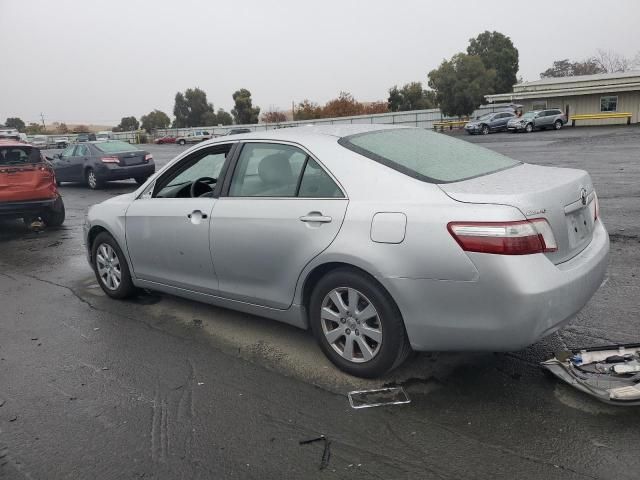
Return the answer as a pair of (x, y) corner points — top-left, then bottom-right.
(126, 198), (218, 293)
(210, 198), (348, 308)
(53, 145), (76, 181)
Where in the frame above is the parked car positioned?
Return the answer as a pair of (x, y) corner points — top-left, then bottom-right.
(51, 140), (154, 189)
(84, 125), (608, 378)
(0, 128), (21, 141)
(76, 133), (97, 142)
(224, 128), (252, 136)
(154, 135), (177, 144)
(31, 135), (48, 148)
(54, 136), (69, 149)
(175, 130), (211, 145)
(464, 111), (515, 135)
(96, 131), (112, 141)
(507, 109), (567, 133)
(0, 140), (65, 227)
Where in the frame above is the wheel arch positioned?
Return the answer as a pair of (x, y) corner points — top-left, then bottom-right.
(86, 223), (135, 276)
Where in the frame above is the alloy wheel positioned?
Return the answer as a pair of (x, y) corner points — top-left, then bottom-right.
(95, 243), (121, 291)
(87, 170), (97, 189)
(320, 287), (382, 363)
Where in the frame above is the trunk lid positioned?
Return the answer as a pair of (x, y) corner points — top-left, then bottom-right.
(0, 162), (56, 202)
(117, 150), (146, 166)
(439, 163), (597, 264)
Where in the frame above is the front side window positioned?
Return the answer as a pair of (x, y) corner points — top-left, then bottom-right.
(339, 128), (520, 184)
(60, 145), (76, 158)
(76, 145), (89, 157)
(229, 143), (306, 197)
(155, 146), (231, 198)
(600, 96), (618, 112)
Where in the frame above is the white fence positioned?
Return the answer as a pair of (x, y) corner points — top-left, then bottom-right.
(154, 104), (511, 139)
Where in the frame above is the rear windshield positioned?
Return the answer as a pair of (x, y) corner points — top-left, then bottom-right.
(0, 145), (41, 165)
(338, 128), (520, 183)
(94, 141), (137, 153)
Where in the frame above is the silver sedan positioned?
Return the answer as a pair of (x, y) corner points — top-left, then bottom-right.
(84, 125), (609, 378)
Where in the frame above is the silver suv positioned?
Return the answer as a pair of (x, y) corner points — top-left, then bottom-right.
(176, 130), (212, 145)
(507, 109), (567, 133)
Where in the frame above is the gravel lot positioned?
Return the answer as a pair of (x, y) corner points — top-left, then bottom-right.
(1, 125), (639, 479)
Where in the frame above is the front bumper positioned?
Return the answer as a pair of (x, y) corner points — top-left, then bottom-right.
(0, 197), (57, 217)
(94, 162), (155, 181)
(383, 220), (610, 351)
(507, 123), (526, 131)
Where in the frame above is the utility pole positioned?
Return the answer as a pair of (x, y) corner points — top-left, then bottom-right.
(40, 112), (46, 130)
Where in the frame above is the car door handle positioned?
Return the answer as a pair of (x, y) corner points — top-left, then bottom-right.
(299, 213), (332, 223)
(187, 210), (208, 219)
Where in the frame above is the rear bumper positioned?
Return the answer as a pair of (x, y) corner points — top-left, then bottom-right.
(0, 197), (58, 217)
(383, 220), (610, 351)
(94, 162), (155, 181)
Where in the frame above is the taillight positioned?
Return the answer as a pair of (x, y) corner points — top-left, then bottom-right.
(101, 156), (120, 163)
(144, 153), (153, 162)
(589, 192), (599, 221)
(448, 219), (558, 255)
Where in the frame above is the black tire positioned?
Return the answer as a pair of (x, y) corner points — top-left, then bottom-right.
(91, 231), (136, 299)
(309, 268), (411, 378)
(525, 123), (533, 133)
(41, 196), (65, 227)
(178, 139), (186, 145)
(134, 176), (148, 185)
(85, 168), (103, 190)
(554, 120), (563, 130)
(481, 124), (490, 135)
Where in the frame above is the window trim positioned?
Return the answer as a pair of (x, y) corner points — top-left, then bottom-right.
(220, 140), (347, 200)
(600, 95), (618, 113)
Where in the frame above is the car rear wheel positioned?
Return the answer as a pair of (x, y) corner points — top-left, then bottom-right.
(481, 124), (490, 135)
(178, 139), (186, 145)
(86, 168), (102, 190)
(525, 123), (533, 133)
(309, 268), (411, 378)
(41, 196), (65, 227)
(554, 120), (563, 130)
(92, 232), (136, 299)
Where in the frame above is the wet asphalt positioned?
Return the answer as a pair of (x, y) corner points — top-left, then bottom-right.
(1, 126), (639, 479)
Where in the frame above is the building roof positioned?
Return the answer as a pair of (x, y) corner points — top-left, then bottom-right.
(486, 70), (640, 103)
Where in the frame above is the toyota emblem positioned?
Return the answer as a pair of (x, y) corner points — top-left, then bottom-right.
(580, 188), (588, 206)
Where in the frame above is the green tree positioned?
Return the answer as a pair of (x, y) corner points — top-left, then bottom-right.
(25, 122), (44, 135)
(387, 82), (436, 111)
(540, 58), (605, 78)
(231, 88), (260, 124)
(140, 109), (170, 133)
(293, 99), (322, 121)
(216, 109), (233, 126)
(172, 87), (215, 127)
(428, 53), (496, 117)
(467, 31), (519, 94)
(5, 117), (26, 132)
(116, 116), (139, 131)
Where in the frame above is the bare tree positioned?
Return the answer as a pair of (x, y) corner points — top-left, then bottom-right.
(594, 49), (631, 73)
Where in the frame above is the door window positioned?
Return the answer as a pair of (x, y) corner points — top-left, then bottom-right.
(155, 145), (231, 198)
(298, 158), (343, 198)
(60, 145), (76, 158)
(76, 145), (89, 157)
(229, 143), (306, 197)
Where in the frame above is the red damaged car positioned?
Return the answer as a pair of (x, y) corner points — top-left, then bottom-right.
(0, 140), (65, 227)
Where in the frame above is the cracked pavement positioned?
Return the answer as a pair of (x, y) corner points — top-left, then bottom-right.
(1, 128), (640, 479)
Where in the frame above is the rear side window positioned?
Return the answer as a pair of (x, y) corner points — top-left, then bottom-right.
(338, 128), (520, 183)
(0, 146), (41, 165)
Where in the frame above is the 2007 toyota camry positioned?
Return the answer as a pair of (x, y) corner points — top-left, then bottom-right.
(84, 125), (609, 378)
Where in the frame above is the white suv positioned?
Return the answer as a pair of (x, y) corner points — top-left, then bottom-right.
(176, 130), (211, 145)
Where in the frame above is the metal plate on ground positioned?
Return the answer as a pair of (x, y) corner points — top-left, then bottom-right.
(348, 387), (410, 409)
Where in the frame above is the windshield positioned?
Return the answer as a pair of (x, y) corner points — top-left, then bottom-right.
(94, 141), (138, 153)
(476, 113), (493, 120)
(522, 112), (537, 119)
(339, 128), (520, 183)
(0, 145), (41, 165)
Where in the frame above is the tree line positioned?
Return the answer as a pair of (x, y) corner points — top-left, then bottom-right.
(5, 38), (638, 132)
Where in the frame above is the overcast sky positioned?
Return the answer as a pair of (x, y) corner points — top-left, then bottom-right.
(1, 0), (639, 125)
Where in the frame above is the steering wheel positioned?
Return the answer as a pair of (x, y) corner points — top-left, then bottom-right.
(190, 177), (217, 198)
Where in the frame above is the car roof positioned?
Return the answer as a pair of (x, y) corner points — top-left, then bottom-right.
(0, 139), (31, 147)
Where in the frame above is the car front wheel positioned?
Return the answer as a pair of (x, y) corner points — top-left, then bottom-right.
(92, 232), (136, 299)
(525, 123), (533, 133)
(481, 124), (490, 135)
(178, 139), (186, 145)
(309, 268), (411, 378)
